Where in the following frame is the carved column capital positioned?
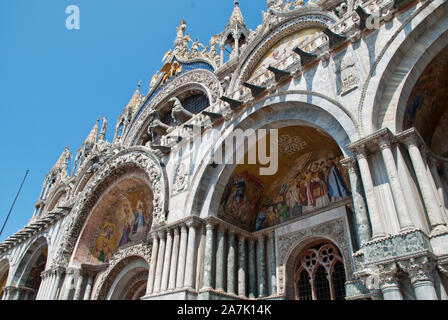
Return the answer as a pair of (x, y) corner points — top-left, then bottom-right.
(378, 263), (400, 289)
(398, 256), (434, 284)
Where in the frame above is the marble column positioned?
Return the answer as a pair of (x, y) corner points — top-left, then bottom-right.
(73, 272), (84, 300)
(256, 235), (267, 298)
(405, 137), (447, 234)
(161, 229), (173, 292)
(215, 226), (226, 292)
(47, 270), (57, 300)
(154, 230), (166, 293)
(378, 139), (414, 231)
(399, 257), (438, 300)
(202, 222), (215, 290)
(176, 224), (188, 289)
(62, 271), (75, 300)
(379, 264), (403, 300)
(356, 147), (387, 239)
(83, 273), (94, 300)
(442, 163), (448, 188)
(237, 235), (246, 297)
(220, 45), (225, 67)
(49, 268), (64, 300)
(184, 220), (199, 289)
(343, 158), (372, 245)
(248, 239), (257, 299)
(36, 271), (49, 300)
(428, 158), (448, 214)
(227, 231), (236, 294)
(146, 233), (159, 295)
(267, 232), (277, 296)
(169, 227), (180, 290)
(13, 287), (21, 300)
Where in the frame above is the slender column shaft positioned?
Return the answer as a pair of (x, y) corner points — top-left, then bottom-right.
(202, 223), (215, 290)
(227, 232), (236, 294)
(379, 140), (414, 230)
(257, 236), (267, 298)
(248, 239), (257, 299)
(62, 272), (75, 300)
(267, 232), (277, 296)
(345, 159), (372, 245)
(169, 227), (180, 290)
(429, 158), (448, 214)
(146, 234), (159, 295)
(154, 231), (166, 293)
(215, 226), (226, 291)
(406, 140), (447, 233)
(47, 272), (58, 300)
(356, 149), (387, 239)
(237, 236), (246, 297)
(176, 224), (188, 289)
(50, 271), (63, 300)
(184, 222), (198, 289)
(161, 230), (173, 291)
(83, 274), (93, 300)
(73, 272), (84, 300)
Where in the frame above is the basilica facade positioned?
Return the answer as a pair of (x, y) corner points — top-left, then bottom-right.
(1, 0), (448, 300)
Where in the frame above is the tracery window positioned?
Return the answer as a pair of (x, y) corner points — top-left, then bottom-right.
(294, 242), (346, 300)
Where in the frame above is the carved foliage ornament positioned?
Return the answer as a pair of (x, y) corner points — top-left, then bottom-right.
(51, 147), (168, 269)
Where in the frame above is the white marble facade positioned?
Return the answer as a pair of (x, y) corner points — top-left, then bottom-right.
(1, 0), (448, 301)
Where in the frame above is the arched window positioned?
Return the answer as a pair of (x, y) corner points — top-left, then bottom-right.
(295, 242), (346, 300)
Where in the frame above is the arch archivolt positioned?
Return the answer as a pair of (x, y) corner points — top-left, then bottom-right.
(52, 147), (168, 269)
(185, 91), (357, 220)
(11, 237), (48, 287)
(233, 9), (336, 90)
(91, 242), (151, 300)
(359, 0), (447, 135)
(125, 69), (222, 147)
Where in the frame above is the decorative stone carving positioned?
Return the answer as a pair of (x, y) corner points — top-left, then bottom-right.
(276, 218), (354, 295)
(398, 256), (434, 284)
(173, 161), (190, 194)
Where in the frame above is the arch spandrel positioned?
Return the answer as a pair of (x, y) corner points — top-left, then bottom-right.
(53, 147), (168, 269)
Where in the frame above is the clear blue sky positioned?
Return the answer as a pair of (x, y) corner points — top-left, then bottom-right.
(0, 0), (267, 241)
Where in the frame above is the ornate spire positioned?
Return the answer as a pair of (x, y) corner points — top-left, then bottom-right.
(50, 146), (71, 174)
(125, 81), (143, 116)
(84, 119), (99, 147)
(228, 0), (246, 27)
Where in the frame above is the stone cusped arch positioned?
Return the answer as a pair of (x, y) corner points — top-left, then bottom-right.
(91, 242), (151, 300)
(53, 147), (168, 268)
(359, 0), (448, 135)
(185, 91), (358, 221)
(125, 69), (223, 147)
